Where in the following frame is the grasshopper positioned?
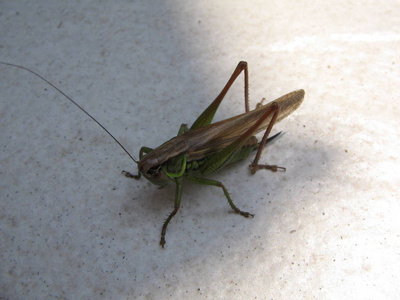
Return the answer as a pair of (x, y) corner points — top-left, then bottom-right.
(1, 61), (304, 247)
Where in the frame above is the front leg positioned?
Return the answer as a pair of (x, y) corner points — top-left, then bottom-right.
(122, 146), (153, 179)
(160, 177), (183, 247)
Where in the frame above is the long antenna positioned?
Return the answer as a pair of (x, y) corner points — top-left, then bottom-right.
(1, 61), (138, 164)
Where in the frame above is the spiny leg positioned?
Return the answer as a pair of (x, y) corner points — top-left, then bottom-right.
(122, 146), (153, 179)
(190, 61), (250, 130)
(160, 177), (183, 247)
(187, 177), (254, 218)
(250, 102), (286, 174)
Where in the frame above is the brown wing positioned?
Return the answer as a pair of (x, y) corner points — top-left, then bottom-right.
(185, 89), (305, 160)
(139, 90), (304, 172)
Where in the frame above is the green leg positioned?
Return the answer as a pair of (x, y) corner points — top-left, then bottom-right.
(187, 176), (254, 218)
(190, 61), (250, 130)
(122, 146), (153, 179)
(160, 177), (183, 247)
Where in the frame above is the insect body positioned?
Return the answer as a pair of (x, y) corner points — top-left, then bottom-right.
(1, 61), (304, 247)
(123, 61), (304, 247)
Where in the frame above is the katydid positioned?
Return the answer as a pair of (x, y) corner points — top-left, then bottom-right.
(0, 61), (304, 247)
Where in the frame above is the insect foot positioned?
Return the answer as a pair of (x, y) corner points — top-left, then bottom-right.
(121, 170), (141, 180)
(249, 163), (286, 174)
(238, 211), (255, 218)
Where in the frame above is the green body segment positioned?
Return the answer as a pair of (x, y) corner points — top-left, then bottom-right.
(162, 135), (259, 178)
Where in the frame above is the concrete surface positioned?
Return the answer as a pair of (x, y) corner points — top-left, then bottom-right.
(1, 1), (399, 299)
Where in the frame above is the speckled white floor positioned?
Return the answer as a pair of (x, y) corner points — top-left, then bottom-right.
(1, 1), (399, 299)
